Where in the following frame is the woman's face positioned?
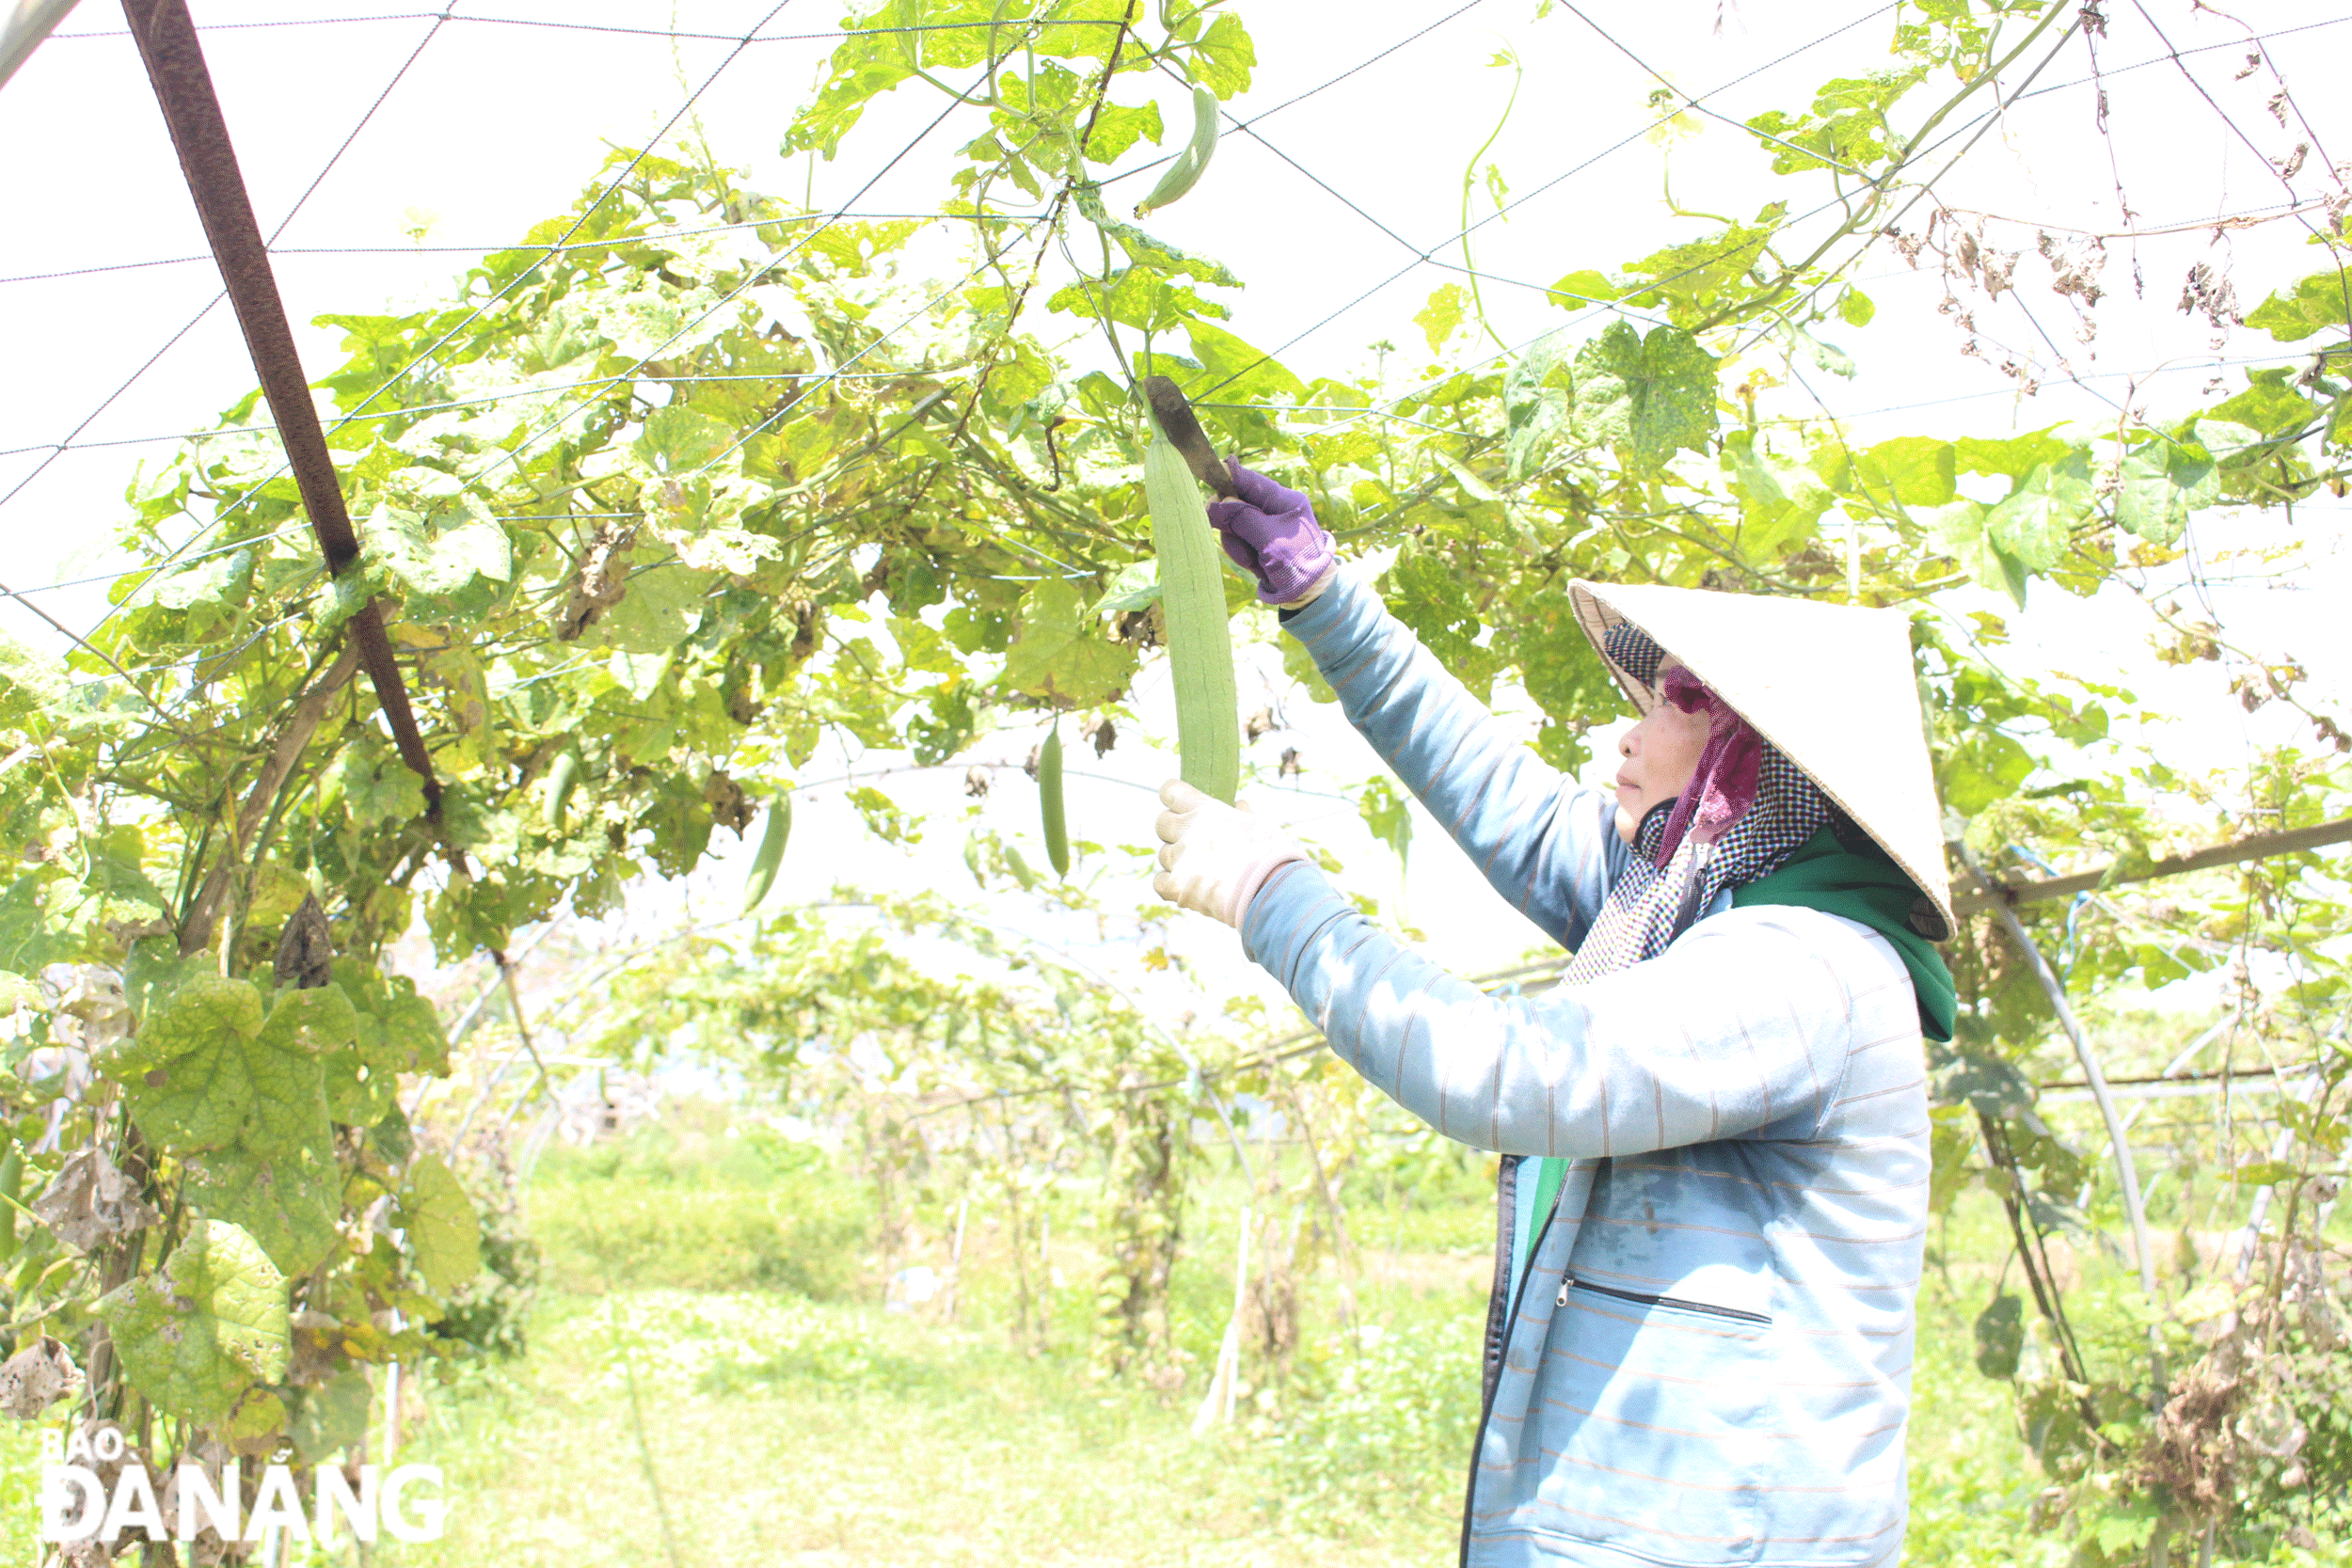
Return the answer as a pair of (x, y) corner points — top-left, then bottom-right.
(1613, 658), (1713, 846)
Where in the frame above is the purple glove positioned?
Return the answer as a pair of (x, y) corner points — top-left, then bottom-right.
(1205, 460), (1336, 606)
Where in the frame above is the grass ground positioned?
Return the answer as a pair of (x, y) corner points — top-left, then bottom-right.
(366, 1140), (2058, 1568)
(382, 1289), (1461, 1568)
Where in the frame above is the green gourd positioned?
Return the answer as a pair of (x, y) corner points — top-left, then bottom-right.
(1144, 424), (1241, 801)
(0, 1149), (21, 1264)
(1040, 726), (1070, 878)
(1135, 87), (1220, 218)
(743, 793), (792, 911)
(544, 752), (580, 832)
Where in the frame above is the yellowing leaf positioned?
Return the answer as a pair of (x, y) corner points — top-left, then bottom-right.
(1847, 436), (1956, 508)
(398, 1155), (482, 1294)
(1415, 284), (1470, 353)
(183, 1128), (341, 1275)
(1984, 451), (2093, 572)
(2113, 435), (2217, 544)
(1000, 578), (1138, 705)
(103, 978), (336, 1158)
(1569, 320), (1719, 471)
(95, 1217), (289, 1424)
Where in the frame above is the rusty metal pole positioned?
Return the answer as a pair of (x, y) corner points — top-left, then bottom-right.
(119, 0), (441, 816)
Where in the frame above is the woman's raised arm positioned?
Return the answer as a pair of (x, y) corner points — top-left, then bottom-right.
(1279, 563), (1626, 950)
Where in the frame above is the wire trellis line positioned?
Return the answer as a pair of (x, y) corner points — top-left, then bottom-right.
(0, 212), (1051, 288)
(51, 11), (1136, 44)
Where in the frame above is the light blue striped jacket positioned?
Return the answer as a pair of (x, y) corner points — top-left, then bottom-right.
(1243, 566), (1931, 1568)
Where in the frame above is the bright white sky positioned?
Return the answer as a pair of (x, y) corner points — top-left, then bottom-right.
(2, 1), (2345, 1038)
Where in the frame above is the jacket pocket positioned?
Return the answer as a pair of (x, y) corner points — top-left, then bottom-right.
(1560, 1275), (1772, 1328)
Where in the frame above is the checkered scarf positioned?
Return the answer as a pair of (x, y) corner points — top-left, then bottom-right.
(1560, 625), (1832, 983)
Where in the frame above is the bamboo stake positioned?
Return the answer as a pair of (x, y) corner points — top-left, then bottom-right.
(946, 1197), (969, 1323)
(1190, 1205), (1250, 1435)
(1953, 816), (2352, 914)
(2233, 1066), (2328, 1284)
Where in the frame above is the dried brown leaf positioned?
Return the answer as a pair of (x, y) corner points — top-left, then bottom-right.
(30, 1147), (162, 1254)
(0, 1336), (80, 1418)
(272, 894), (336, 991)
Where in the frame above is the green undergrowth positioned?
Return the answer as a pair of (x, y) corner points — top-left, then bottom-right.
(526, 1107), (871, 1298)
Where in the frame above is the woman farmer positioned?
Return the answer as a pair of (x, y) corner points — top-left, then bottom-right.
(1150, 464), (1959, 1568)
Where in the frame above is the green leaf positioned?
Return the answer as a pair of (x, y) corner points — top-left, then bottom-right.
(1744, 69), (1925, 175)
(267, 985), (360, 1055)
(1930, 1040), (2039, 1117)
(2209, 366), (2322, 439)
(1384, 547), (1498, 701)
(596, 558), (710, 656)
(1607, 208), (1784, 325)
(2191, 418), (2262, 465)
(141, 546), (255, 612)
(290, 1369), (373, 1464)
(1089, 561), (1161, 616)
(2090, 1499), (2160, 1554)
(1502, 329), (1573, 479)
(1084, 100), (1165, 164)
(2244, 266), (2352, 342)
(1956, 427), (2070, 480)
(1358, 777), (1412, 869)
(365, 503), (512, 597)
(1937, 726), (2035, 814)
(398, 1153), (482, 1294)
(633, 405), (734, 473)
(1050, 267), (1228, 333)
(1414, 284), (1469, 353)
(0, 877), (59, 976)
(1510, 583), (1627, 730)
(1928, 499), (2027, 609)
(1071, 182), (1242, 288)
(1180, 320), (1306, 404)
(336, 741), (427, 827)
(1724, 433), (1832, 560)
(1973, 1292), (2023, 1380)
(2112, 434), (2217, 543)
(323, 1009), (408, 1127)
(1848, 436), (1956, 508)
(183, 1125), (342, 1275)
(1983, 451), (2093, 572)
(334, 958), (452, 1079)
(1001, 578), (1138, 705)
(782, 39), (916, 160)
(0, 627), (73, 726)
(94, 1217), (289, 1424)
(103, 977), (337, 1158)
(1280, 634), (1335, 704)
(1188, 11), (1256, 99)
(1545, 269), (1625, 311)
(1569, 320), (1719, 470)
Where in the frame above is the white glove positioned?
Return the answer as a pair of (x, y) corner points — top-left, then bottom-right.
(1152, 780), (1311, 928)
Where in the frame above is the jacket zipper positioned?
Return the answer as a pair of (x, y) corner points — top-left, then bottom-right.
(1558, 1275), (1772, 1326)
(1460, 1157), (1576, 1568)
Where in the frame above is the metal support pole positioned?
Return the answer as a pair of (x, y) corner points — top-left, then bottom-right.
(119, 0), (443, 816)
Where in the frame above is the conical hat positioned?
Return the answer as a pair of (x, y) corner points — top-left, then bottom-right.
(1569, 579), (1953, 941)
